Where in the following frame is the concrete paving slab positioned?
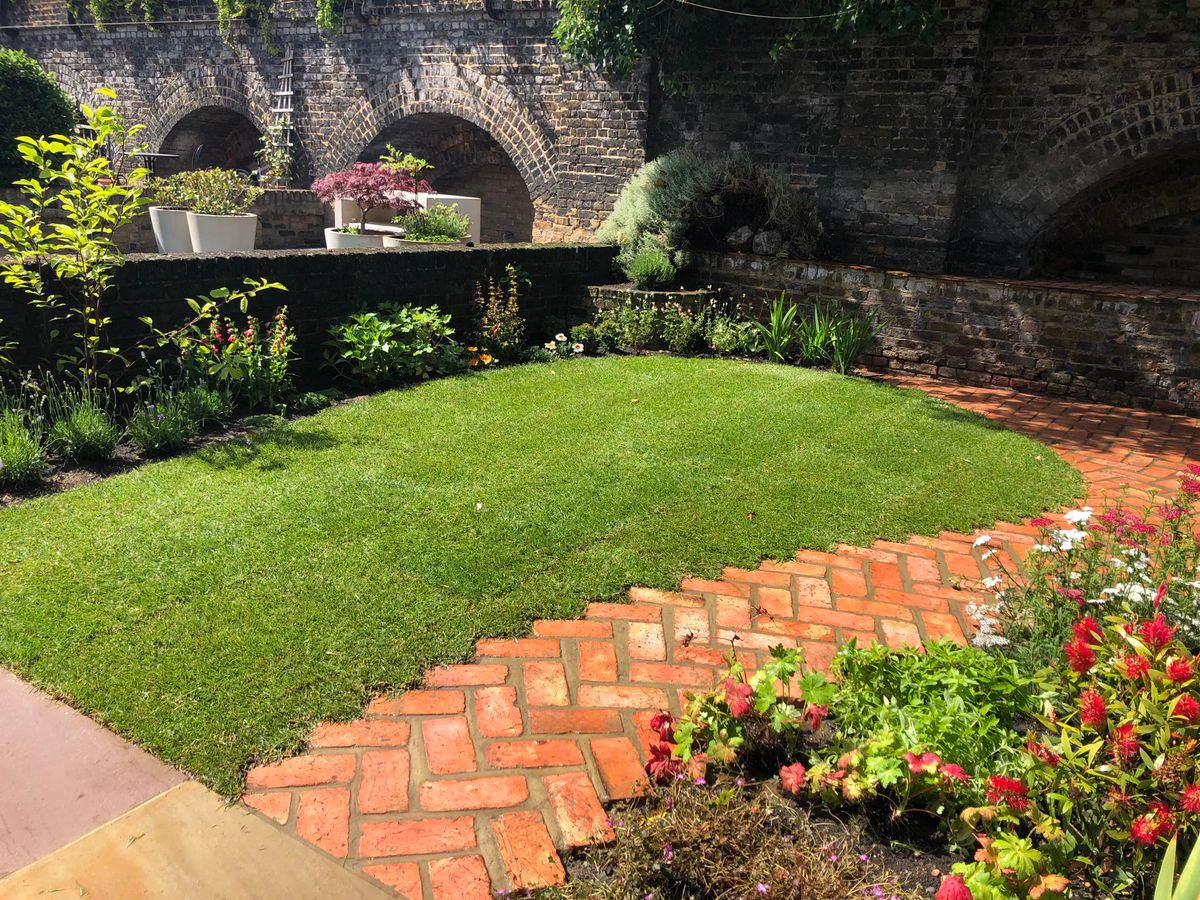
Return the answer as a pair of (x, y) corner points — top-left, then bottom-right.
(0, 781), (393, 899)
(0, 668), (185, 877)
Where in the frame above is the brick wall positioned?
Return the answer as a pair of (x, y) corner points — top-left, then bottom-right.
(692, 252), (1200, 414)
(0, 243), (618, 374)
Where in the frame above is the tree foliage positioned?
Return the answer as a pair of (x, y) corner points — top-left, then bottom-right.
(0, 51), (74, 186)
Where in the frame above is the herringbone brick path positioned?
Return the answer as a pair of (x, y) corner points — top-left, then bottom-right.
(240, 375), (1198, 899)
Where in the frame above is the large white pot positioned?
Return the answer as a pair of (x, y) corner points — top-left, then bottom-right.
(148, 206), (193, 254)
(324, 227), (387, 249)
(186, 212), (258, 252)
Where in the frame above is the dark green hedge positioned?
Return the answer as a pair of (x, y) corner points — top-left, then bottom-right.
(0, 50), (74, 185)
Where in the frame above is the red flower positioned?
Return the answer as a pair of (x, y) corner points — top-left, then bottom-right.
(935, 875), (973, 900)
(1159, 504), (1185, 522)
(722, 678), (753, 719)
(1188, 463), (1200, 475)
(940, 763), (970, 783)
(645, 741), (680, 783)
(1079, 690), (1107, 728)
(649, 711), (674, 742)
(1138, 614), (1176, 652)
(904, 751), (942, 775)
(1168, 657), (1195, 683)
(1130, 802), (1174, 846)
(1030, 516), (1055, 527)
(779, 762), (807, 795)
(1064, 637), (1096, 674)
(1172, 694), (1200, 724)
(1026, 741), (1061, 768)
(1182, 785), (1200, 814)
(803, 703), (828, 732)
(1072, 616), (1103, 644)
(1122, 654), (1150, 679)
(985, 775), (1028, 811)
(1111, 723), (1140, 761)
(1182, 477), (1200, 495)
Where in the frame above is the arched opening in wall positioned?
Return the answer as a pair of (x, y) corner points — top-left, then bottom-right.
(1029, 148), (1200, 288)
(157, 107), (262, 177)
(359, 113), (534, 243)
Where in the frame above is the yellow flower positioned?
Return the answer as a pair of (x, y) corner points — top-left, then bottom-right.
(480, 353), (494, 365)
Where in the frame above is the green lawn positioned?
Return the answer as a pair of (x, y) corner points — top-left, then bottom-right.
(0, 356), (1080, 793)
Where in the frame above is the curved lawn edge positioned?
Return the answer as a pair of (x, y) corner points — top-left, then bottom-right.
(0, 357), (1081, 793)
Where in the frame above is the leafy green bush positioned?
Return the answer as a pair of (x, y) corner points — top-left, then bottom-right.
(147, 172), (193, 210)
(594, 299), (659, 352)
(126, 394), (196, 457)
(327, 304), (463, 385)
(627, 247), (677, 289)
(471, 266), (527, 364)
(177, 385), (233, 430)
(394, 203), (471, 243)
(569, 322), (603, 355)
(0, 50), (73, 186)
(46, 391), (120, 463)
(0, 409), (44, 486)
(179, 169), (263, 216)
(291, 390), (337, 415)
(705, 314), (759, 356)
(659, 302), (705, 354)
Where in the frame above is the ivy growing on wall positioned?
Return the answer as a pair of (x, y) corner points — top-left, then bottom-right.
(66, 0), (163, 25)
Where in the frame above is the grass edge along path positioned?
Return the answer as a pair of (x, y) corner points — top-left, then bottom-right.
(0, 356), (1081, 793)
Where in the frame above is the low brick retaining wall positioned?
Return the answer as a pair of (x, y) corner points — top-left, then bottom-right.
(693, 253), (1200, 414)
(0, 243), (618, 376)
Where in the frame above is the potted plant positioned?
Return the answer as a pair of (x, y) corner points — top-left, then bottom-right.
(146, 173), (193, 254)
(311, 161), (431, 250)
(183, 169), (263, 252)
(383, 202), (471, 247)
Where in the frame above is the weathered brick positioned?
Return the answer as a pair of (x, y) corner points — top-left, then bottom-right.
(420, 775), (529, 811)
(491, 811), (566, 889)
(358, 816), (477, 857)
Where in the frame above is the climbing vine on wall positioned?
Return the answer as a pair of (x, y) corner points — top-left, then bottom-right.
(66, 0), (162, 25)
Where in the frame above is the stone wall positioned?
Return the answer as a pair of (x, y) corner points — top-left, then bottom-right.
(692, 253), (1200, 414)
(0, 243), (618, 374)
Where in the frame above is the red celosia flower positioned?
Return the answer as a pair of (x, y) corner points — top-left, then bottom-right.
(1122, 654), (1150, 679)
(722, 678), (753, 719)
(1181, 785), (1200, 814)
(940, 763), (970, 783)
(803, 703), (828, 732)
(903, 751), (942, 775)
(1138, 614), (1176, 652)
(779, 762), (806, 795)
(1064, 637), (1096, 674)
(1072, 616), (1103, 644)
(649, 711), (674, 742)
(1079, 690), (1107, 728)
(935, 875), (973, 900)
(1172, 694), (1200, 724)
(1168, 657), (1195, 683)
(1111, 723), (1140, 761)
(985, 775), (1029, 810)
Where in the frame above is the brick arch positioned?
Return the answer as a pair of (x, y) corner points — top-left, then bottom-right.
(142, 66), (273, 154)
(324, 68), (558, 204)
(989, 74), (1200, 264)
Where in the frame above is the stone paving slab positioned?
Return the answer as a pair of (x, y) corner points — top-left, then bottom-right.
(230, 374), (1197, 898)
(0, 781), (393, 899)
(0, 667), (186, 878)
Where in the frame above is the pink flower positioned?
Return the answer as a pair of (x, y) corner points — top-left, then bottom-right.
(645, 741), (680, 783)
(649, 711), (674, 742)
(1182, 477), (1200, 495)
(1030, 516), (1055, 527)
(935, 875), (973, 900)
(779, 762), (807, 795)
(803, 703), (828, 731)
(722, 678), (753, 719)
(1079, 690), (1107, 728)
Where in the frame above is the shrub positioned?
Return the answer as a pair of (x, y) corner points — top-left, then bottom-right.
(0, 409), (44, 487)
(471, 265), (526, 364)
(394, 203), (470, 243)
(569, 322), (602, 355)
(705, 313), (759, 356)
(326, 304), (463, 384)
(594, 299), (658, 353)
(627, 246), (676, 289)
(658, 302), (705, 354)
(46, 390), (120, 463)
(0, 50), (73, 186)
(125, 393), (196, 457)
(179, 168), (262, 216)
(545, 777), (925, 900)
(147, 172), (194, 210)
(177, 385), (233, 430)
(291, 390), (337, 415)
(177, 307), (295, 412)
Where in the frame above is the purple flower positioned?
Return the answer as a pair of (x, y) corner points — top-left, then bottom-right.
(662, 844), (673, 862)
(756, 885), (769, 895)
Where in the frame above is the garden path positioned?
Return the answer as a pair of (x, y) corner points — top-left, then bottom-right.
(239, 374), (1198, 899)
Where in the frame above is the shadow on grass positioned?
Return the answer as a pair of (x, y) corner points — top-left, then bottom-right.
(194, 426), (340, 471)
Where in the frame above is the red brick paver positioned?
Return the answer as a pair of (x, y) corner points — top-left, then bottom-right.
(241, 376), (1198, 898)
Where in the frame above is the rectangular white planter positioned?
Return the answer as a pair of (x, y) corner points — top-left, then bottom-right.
(331, 194), (482, 244)
(186, 212), (258, 252)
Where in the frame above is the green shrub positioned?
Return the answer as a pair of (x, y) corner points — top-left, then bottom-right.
(126, 395), (196, 457)
(178, 169), (262, 216)
(658, 302), (705, 354)
(394, 203), (471, 243)
(177, 385), (233, 430)
(471, 266), (526, 364)
(147, 172), (193, 210)
(327, 304), (463, 385)
(569, 322), (602, 355)
(46, 392), (120, 463)
(627, 247), (676, 289)
(0, 51), (73, 186)
(705, 314), (758, 356)
(0, 409), (45, 486)
(593, 316), (621, 353)
(595, 299), (658, 352)
(291, 390), (338, 415)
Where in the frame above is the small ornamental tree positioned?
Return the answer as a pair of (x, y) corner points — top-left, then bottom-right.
(310, 162), (432, 234)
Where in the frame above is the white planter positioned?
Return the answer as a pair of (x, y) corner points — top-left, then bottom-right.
(324, 227), (387, 250)
(186, 212), (258, 252)
(381, 236), (468, 249)
(148, 206), (193, 254)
